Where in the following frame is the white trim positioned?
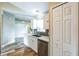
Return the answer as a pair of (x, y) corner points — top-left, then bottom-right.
(1, 50), (15, 56)
(1, 41), (14, 48)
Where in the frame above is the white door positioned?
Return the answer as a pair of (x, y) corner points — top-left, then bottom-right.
(53, 6), (63, 56)
(63, 3), (78, 56)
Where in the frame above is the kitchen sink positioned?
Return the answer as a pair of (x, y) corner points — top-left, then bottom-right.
(32, 35), (41, 37)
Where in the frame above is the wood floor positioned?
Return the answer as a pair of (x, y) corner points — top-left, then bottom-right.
(5, 47), (38, 56)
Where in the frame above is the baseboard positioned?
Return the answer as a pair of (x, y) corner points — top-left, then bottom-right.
(1, 41), (14, 48)
(1, 50), (15, 56)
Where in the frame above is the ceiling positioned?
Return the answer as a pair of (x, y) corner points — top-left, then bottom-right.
(10, 2), (48, 20)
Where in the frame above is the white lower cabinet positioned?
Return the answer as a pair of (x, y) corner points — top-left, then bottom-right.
(52, 3), (78, 56)
(32, 38), (38, 53)
(28, 36), (38, 53)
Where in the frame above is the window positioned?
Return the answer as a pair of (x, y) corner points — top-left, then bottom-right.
(32, 19), (45, 32)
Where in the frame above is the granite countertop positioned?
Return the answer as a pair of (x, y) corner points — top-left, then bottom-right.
(28, 33), (49, 42)
(38, 36), (49, 42)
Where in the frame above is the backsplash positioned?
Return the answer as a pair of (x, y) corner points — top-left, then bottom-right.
(32, 29), (49, 36)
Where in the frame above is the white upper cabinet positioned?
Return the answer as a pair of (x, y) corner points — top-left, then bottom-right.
(43, 13), (49, 29)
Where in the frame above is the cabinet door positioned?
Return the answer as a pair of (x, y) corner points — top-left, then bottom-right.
(63, 3), (78, 56)
(32, 37), (38, 53)
(43, 13), (49, 29)
(38, 40), (48, 56)
(28, 36), (38, 53)
(28, 36), (33, 48)
(53, 6), (63, 56)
